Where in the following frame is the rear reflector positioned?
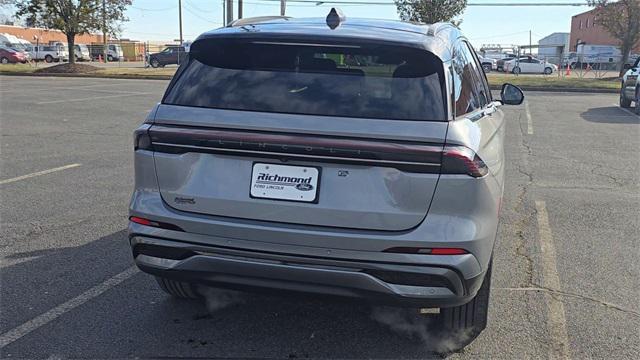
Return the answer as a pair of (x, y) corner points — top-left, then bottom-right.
(384, 247), (468, 255)
(129, 216), (184, 231)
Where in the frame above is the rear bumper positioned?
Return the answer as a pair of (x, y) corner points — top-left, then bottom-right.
(130, 234), (485, 308)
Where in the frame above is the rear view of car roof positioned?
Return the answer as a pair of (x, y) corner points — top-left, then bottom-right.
(194, 16), (458, 62)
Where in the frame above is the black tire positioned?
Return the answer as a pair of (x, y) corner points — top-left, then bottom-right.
(107, 55), (114, 62)
(0, 57), (9, 64)
(44, 55), (53, 63)
(620, 86), (632, 108)
(512, 66), (521, 75)
(436, 260), (492, 350)
(150, 58), (160, 68)
(482, 64), (492, 72)
(155, 276), (200, 299)
(544, 67), (553, 75)
(635, 88), (640, 115)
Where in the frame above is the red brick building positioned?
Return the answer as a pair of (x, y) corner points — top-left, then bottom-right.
(0, 24), (106, 44)
(569, 8), (640, 52)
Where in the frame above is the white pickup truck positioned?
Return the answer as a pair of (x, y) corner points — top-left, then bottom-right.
(25, 44), (68, 62)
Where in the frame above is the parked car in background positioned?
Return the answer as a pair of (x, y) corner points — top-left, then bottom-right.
(477, 55), (496, 72)
(504, 56), (557, 74)
(74, 44), (91, 61)
(90, 44), (124, 61)
(147, 46), (187, 67)
(129, 12), (526, 351)
(620, 57), (639, 114)
(495, 54), (517, 71)
(0, 45), (28, 64)
(26, 44), (67, 63)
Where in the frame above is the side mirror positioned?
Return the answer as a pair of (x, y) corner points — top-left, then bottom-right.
(500, 83), (525, 105)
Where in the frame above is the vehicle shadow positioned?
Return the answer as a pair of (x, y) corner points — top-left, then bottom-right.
(1, 229), (459, 359)
(581, 106), (640, 124)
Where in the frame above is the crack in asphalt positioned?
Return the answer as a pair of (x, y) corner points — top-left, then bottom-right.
(512, 112), (537, 287)
(590, 163), (625, 187)
(497, 286), (640, 317)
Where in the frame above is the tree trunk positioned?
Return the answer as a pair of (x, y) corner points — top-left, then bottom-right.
(619, 41), (630, 78)
(67, 33), (75, 64)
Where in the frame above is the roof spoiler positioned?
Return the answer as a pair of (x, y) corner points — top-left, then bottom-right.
(227, 16), (291, 27)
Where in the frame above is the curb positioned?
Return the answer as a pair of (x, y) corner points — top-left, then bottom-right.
(1, 72), (619, 93)
(0, 72), (172, 80)
(489, 85), (617, 94)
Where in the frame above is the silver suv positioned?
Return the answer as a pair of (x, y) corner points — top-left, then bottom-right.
(129, 11), (524, 348)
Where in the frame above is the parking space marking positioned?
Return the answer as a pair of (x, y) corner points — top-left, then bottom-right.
(0, 164), (81, 185)
(611, 103), (640, 117)
(36, 92), (151, 105)
(0, 266), (139, 348)
(536, 200), (570, 360)
(525, 101), (533, 134)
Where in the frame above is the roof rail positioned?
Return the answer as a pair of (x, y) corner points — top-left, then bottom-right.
(227, 16), (291, 27)
(427, 22), (458, 36)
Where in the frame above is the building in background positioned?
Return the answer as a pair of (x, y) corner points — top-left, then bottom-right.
(570, 9), (640, 53)
(0, 24), (104, 45)
(537, 32), (570, 63)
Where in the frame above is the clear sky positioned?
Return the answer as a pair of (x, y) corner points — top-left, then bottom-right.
(122, 0), (591, 48)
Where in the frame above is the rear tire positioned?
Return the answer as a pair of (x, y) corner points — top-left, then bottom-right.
(44, 55), (53, 63)
(544, 67), (553, 75)
(155, 276), (200, 299)
(150, 58), (160, 68)
(620, 86), (632, 108)
(512, 66), (521, 75)
(436, 260), (492, 351)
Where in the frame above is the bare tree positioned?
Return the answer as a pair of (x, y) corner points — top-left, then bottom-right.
(16, 0), (131, 64)
(587, 0), (640, 77)
(394, 0), (467, 25)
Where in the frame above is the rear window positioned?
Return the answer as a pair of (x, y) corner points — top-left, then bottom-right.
(163, 39), (447, 121)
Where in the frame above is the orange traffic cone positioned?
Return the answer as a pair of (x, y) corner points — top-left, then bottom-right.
(565, 62), (571, 76)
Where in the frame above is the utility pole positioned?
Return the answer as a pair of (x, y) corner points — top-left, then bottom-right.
(529, 30), (532, 56)
(178, 0), (183, 45)
(280, 0), (286, 16)
(226, 0), (233, 25)
(238, 0), (243, 19)
(102, 0), (107, 62)
(222, 0), (225, 25)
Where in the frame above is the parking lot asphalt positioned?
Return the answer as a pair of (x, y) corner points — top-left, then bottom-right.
(1, 75), (639, 359)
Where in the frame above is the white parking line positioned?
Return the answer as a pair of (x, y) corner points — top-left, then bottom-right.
(36, 92), (151, 105)
(0, 164), (81, 185)
(0, 266), (139, 348)
(525, 101), (533, 134)
(612, 103), (640, 117)
(536, 200), (571, 360)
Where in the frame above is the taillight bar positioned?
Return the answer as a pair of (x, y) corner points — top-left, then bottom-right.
(148, 125), (443, 173)
(138, 125), (488, 177)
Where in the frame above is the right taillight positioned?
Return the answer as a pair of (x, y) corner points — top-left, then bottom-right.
(441, 145), (488, 178)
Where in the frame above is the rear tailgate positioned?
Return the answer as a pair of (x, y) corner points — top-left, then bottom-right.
(151, 106), (447, 231)
(151, 35), (450, 231)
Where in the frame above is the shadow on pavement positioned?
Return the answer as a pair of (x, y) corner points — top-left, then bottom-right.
(1, 229), (459, 359)
(581, 106), (640, 124)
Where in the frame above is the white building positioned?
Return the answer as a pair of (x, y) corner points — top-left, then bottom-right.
(538, 32), (570, 62)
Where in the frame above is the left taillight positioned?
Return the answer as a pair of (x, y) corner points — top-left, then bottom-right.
(134, 124), (153, 151)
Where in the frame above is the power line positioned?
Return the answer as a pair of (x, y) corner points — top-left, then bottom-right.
(250, 0), (587, 6)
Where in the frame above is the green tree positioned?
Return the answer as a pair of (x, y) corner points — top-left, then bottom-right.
(587, 0), (640, 76)
(394, 0), (467, 25)
(16, 0), (131, 64)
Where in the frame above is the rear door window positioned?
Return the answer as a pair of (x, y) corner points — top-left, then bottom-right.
(163, 39), (447, 121)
